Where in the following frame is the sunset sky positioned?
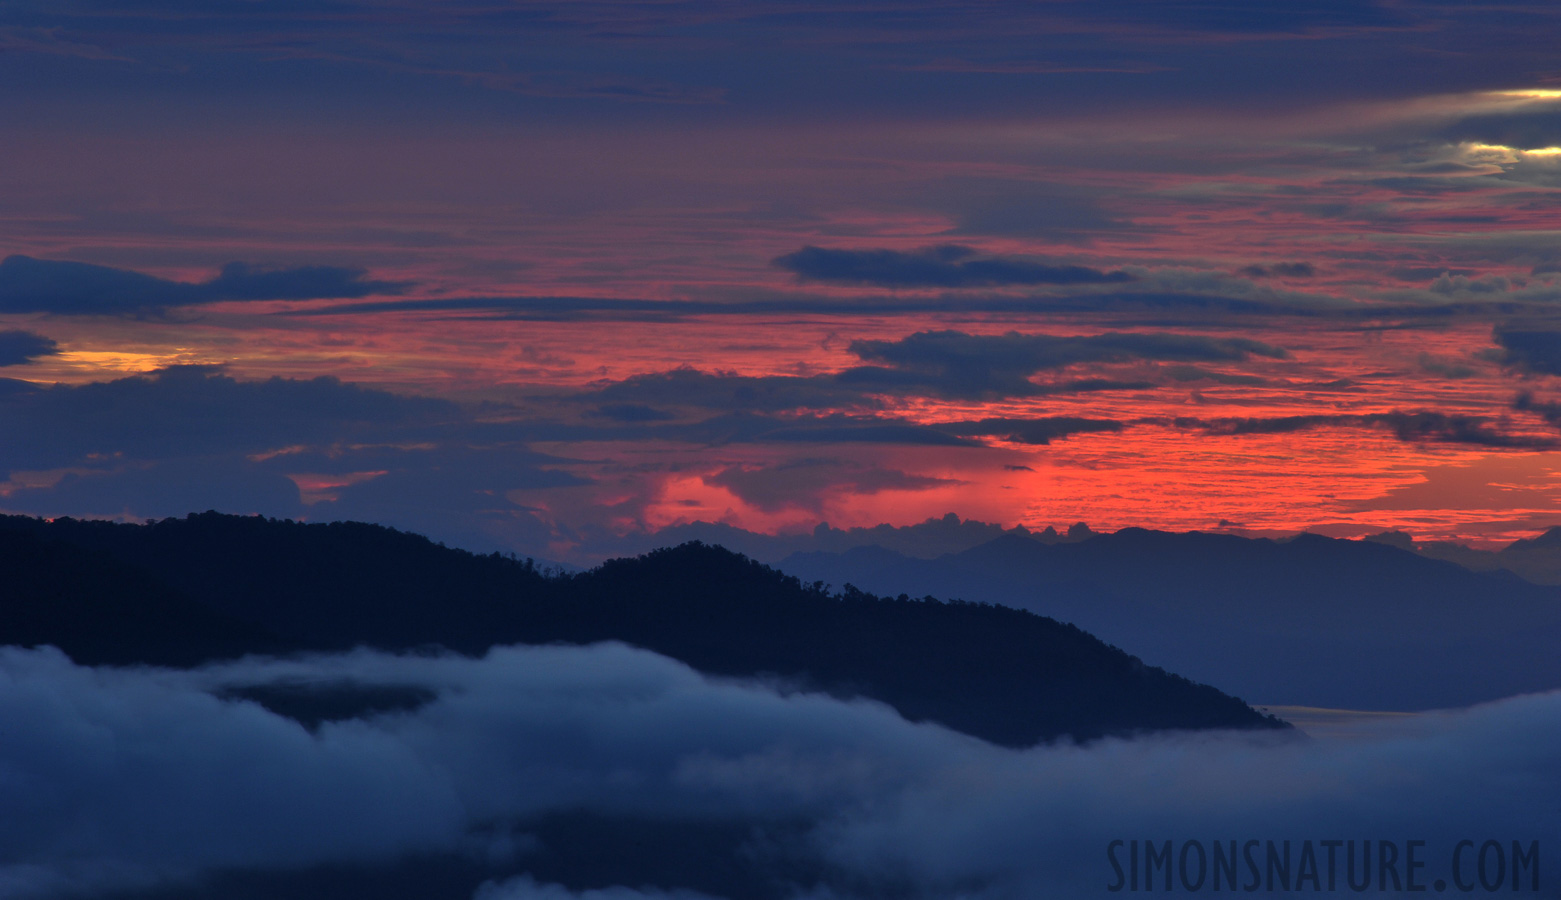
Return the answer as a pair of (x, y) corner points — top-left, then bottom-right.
(7, 1), (1561, 561)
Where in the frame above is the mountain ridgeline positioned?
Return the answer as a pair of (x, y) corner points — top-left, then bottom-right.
(0, 512), (1283, 745)
(778, 529), (1561, 711)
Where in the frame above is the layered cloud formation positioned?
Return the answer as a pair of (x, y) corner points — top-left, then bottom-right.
(0, 330), (57, 366)
(1, 643), (1555, 899)
(6, 330), (1561, 559)
(5, 2), (1561, 550)
(5, 7), (1561, 900)
(0, 257), (404, 315)
(774, 246), (1135, 288)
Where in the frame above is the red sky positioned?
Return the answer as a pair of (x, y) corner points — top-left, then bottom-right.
(5, 3), (1561, 560)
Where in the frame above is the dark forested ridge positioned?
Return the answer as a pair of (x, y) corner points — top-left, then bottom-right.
(0, 525), (284, 667)
(9, 511), (558, 653)
(0, 512), (1284, 744)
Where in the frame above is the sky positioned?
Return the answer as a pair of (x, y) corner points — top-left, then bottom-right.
(8, 1), (1561, 561)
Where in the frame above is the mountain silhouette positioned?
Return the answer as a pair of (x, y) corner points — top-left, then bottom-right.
(1383, 525), (1561, 586)
(0, 525), (282, 666)
(778, 528), (1561, 710)
(0, 513), (1283, 745)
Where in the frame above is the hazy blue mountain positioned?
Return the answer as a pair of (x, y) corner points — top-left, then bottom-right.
(1373, 525), (1561, 586)
(567, 512), (1092, 565)
(778, 528), (1561, 710)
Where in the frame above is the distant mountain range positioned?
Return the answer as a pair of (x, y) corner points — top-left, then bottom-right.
(560, 511), (1095, 566)
(778, 528), (1561, 710)
(0, 512), (1283, 745)
(578, 512), (1561, 592)
(1368, 525), (1561, 586)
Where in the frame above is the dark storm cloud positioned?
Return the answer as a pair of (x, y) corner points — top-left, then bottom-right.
(587, 403), (677, 423)
(1175, 411), (1556, 449)
(1493, 324), (1561, 375)
(567, 330), (1278, 417)
(935, 416), (1125, 445)
(580, 355), (1161, 415)
(1514, 390), (1561, 428)
(773, 245), (1134, 288)
(0, 362), (1020, 541)
(0, 645), (1556, 899)
(0, 330), (58, 366)
(313, 445), (588, 517)
(0, 256), (406, 315)
(0, 365), (456, 469)
(1238, 262), (1315, 278)
(5, 458), (307, 522)
(201, 262), (405, 301)
(312, 447), (586, 555)
(936, 179), (1140, 241)
(290, 263), (1453, 323)
(585, 367), (876, 414)
(0, 367), (581, 551)
(849, 330), (1288, 370)
(1029, 377), (1156, 394)
(1373, 410), (1551, 447)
